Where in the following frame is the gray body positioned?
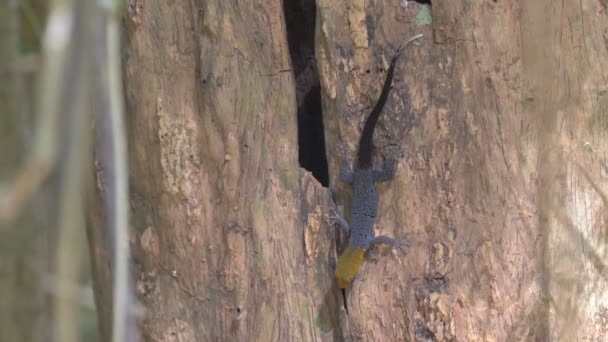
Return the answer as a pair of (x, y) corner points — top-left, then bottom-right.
(350, 169), (378, 249)
(332, 34), (423, 252)
(337, 160), (397, 251)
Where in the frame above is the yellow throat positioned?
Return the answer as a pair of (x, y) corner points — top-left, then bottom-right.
(335, 246), (365, 288)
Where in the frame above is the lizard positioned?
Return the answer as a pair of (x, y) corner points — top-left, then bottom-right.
(332, 33), (422, 288)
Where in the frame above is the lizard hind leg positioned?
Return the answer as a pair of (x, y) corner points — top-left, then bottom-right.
(370, 235), (402, 250)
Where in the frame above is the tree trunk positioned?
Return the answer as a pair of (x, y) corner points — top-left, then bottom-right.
(319, 0), (608, 340)
(89, 0), (341, 341)
(88, 0), (608, 340)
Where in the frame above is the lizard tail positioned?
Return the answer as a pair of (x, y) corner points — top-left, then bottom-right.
(335, 246), (366, 288)
(357, 33), (423, 169)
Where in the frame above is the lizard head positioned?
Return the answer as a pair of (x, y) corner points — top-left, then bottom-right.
(335, 246), (365, 288)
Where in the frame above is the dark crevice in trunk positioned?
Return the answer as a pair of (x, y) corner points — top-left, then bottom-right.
(284, 0), (329, 187)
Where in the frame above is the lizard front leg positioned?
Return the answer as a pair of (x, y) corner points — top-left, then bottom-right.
(329, 208), (350, 235)
(338, 144), (354, 183)
(372, 158), (396, 182)
(373, 145), (403, 182)
(340, 168), (354, 183)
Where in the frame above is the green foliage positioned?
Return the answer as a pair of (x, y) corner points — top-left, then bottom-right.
(522, 95), (535, 103)
(583, 142), (593, 153)
(19, 1), (42, 54)
(416, 5), (432, 27)
(79, 306), (99, 341)
(540, 295), (553, 308)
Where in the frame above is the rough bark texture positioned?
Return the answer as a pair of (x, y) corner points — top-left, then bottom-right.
(87, 0), (608, 341)
(89, 0), (342, 341)
(319, 0), (608, 340)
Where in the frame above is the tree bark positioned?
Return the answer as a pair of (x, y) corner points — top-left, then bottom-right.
(318, 0), (608, 340)
(89, 0), (342, 341)
(87, 0), (608, 341)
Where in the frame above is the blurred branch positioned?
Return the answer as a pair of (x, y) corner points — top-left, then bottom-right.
(19, 0), (43, 42)
(53, 1), (94, 341)
(2, 0), (135, 340)
(0, 0), (71, 223)
(96, 0), (135, 341)
(44, 273), (96, 310)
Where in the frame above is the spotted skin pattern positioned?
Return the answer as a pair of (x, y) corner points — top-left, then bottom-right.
(334, 34), (422, 288)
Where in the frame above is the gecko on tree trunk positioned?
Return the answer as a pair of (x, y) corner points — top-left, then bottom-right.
(333, 34), (423, 288)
